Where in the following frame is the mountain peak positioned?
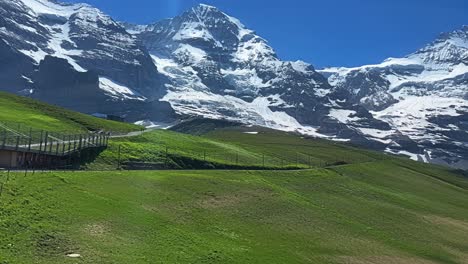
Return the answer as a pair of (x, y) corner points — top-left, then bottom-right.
(189, 3), (224, 18)
(193, 3), (218, 11)
(435, 26), (468, 42)
(407, 25), (468, 65)
(167, 3), (252, 44)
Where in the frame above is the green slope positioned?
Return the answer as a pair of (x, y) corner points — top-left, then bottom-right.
(89, 127), (387, 170)
(0, 91), (141, 133)
(1, 95), (467, 263)
(0, 163), (467, 263)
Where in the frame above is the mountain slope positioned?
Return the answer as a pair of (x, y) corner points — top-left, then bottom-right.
(0, 91), (141, 132)
(320, 26), (468, 169)
(129, 4), (333, 133)
(0, 0), (174, 121)
(0, 0), (466, 168)
(130, 5), (468, 169)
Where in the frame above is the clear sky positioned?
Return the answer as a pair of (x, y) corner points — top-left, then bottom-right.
(64, 0), (468, 68)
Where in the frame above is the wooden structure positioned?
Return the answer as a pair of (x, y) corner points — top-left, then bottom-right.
(0, 122), (109, 169)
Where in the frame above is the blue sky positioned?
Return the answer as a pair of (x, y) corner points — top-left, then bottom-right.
(65, 0), (468, 68)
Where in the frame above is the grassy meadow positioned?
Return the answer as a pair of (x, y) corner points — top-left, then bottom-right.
(0, 92), (467, 263)
(0, 162), (467, 263)
(88, 127), (386, 170)
(0, 92), (141, 133)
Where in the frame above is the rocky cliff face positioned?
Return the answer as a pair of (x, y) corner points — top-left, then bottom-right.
(128, 4), (333, 131)
(0, 0), (466, 168)
(320, 26), (468, 168)
(0, 0), (173, 120)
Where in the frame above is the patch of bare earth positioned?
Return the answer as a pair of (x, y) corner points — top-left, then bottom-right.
(196, 187), (277, 209)
(142, 204), (161, 213)
(197, 193), (248, 209)
(84, 223), (110, 237)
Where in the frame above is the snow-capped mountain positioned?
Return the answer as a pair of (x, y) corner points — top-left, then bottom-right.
(320, 26), (468, 169)
(127, 4), (332, 132)
(0, 0), (173, 119)
(0, 0), (466, 169)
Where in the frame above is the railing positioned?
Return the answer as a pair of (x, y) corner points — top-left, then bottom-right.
(0, 122), (110, 156)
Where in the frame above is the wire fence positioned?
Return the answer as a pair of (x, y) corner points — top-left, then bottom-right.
(111, 143), (367, 171)
(0, 121), (378, 171)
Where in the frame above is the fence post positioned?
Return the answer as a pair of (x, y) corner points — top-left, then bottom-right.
(49, 137), (53, 153)
(78, 135), (83, 150)
(28, 132), (32, 151)
(117, 144), (121, 170)
(38, 131), (44, 153)
(28, 128), (32, 151)
(15, 136), (19, 150)
(62, 136), (66, 155)
(73, 135), (77, 152)
(43, 132), (48, 154)
(55, 140), (60, 155)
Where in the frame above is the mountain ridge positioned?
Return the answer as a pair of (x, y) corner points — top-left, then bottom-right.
(0, 0), (467, 169)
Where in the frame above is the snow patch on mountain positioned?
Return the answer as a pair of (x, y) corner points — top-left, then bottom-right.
(233, 35), (277, 64)
(19, 20), (85, 71)
(4, 1), (466, 168)
(162, 89), (325, 137)
(372, 95), (466, 138)
(328, 109), (359, 123)
(20, 0), (86, 17)
(221, 68), (269, 91)
(174, 44), (207, 63)
(173, 21), (222, 47)
(99, 77), (146, 101)
(18, 48), (48, 64)
(290, 61), (314, 74)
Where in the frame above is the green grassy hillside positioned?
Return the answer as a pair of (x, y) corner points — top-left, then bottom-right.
(1, 96), (467, 263)
(1, 163), (467, 264)
(0, 91), (141, 133)
(88, 127), (387, 170)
